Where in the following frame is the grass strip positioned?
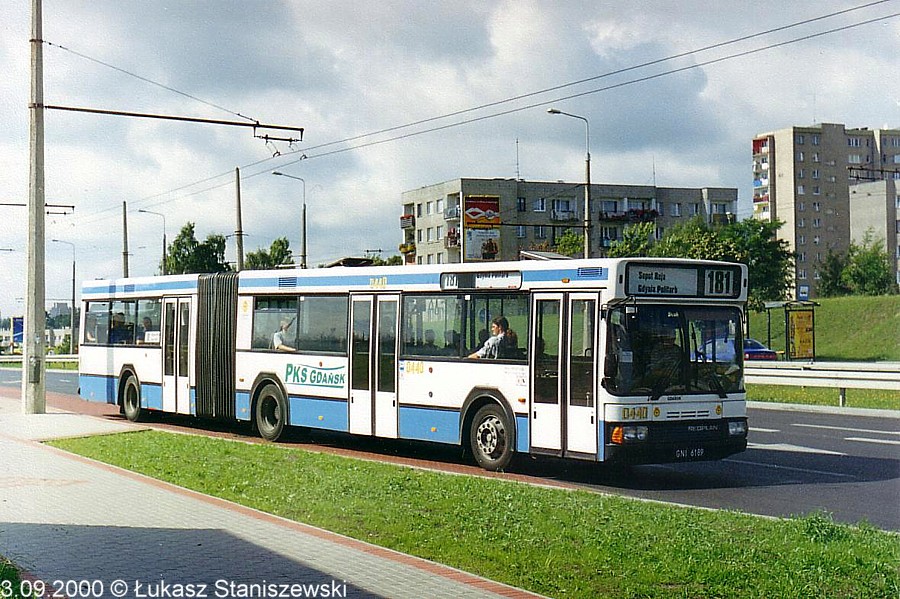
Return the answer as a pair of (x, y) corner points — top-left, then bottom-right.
(746, 384), (900, 411)
(49, 431), (899, 598)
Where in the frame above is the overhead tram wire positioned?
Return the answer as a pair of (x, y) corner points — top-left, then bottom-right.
(71, 5), (900, 227)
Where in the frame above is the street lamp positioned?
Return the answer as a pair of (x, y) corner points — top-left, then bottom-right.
(272, 171), (307, 269)
(138, 209), (167, 275)
(548, 107), (592, 259)
(50, 239), (77, 354)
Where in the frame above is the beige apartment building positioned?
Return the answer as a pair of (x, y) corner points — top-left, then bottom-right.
(400, 178), (737, 265)
(752, 123), (900, 298)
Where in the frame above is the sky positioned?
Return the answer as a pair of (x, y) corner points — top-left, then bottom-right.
(0, 0), (898, 319)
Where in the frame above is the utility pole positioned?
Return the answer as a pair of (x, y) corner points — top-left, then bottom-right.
(23, 0), (46, 414)
(234, 167), (244, 271)
(122, 201), (130, 277)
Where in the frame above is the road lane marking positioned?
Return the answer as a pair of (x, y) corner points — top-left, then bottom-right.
(748, 442), (846, 456)
(845, 437), (900, 446)
(793, 423), (900, 436)
(750, 427), (780, 433)
(726, 457), (858, 479)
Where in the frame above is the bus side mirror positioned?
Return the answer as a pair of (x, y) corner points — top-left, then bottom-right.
(604, 353), (618, 378)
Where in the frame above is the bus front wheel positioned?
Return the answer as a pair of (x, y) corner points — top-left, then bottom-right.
(255, 384), (286, 441)
(470, 403), (513, 471)
(122, 376), (143, 422)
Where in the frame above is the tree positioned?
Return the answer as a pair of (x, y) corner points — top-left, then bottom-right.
(370, 254), (404, 266)
(608, 217), (794, 312)
(607, 221), (655, 257)
(164, 223), (230, 274)
(841, 230), (896, 296)
(816, 249), (850, 297)
(245, 237), (294, 270)
(553, 229), (584, 257)
(718, 219), (794, 311)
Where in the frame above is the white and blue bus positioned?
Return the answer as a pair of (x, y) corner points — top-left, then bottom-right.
(78, 257), (749, 470)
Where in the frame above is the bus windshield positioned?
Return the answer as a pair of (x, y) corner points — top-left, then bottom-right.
(604, 304), (743, 398)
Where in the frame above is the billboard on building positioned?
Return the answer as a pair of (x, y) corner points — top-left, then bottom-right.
(463, 195), (501, 262)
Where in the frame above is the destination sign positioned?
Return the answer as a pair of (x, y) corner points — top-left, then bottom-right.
(625, 264), (741, 299)
(440, 271), (522, 291)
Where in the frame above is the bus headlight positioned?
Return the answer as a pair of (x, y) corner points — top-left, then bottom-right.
(728, 421), (748, 437)
(612, 425), (649, 444)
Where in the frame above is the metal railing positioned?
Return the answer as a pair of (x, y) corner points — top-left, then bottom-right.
(0, 354), (78, 365)
(744, 361), (900, 406)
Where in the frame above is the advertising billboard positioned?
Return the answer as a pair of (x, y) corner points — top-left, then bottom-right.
(463, 195), (501, 262)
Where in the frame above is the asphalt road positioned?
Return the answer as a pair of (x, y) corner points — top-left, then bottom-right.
(3, 368), (898, 530)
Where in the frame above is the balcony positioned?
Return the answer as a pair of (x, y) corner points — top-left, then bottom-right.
(753, 194), (770, 204)
(400, 214), (415, 229)
(551, 209), (578, 222)
(398, 242), (416, 255)
(445, 228), (460, 248)
(710, 213), (736, 226)
(444, 206), (461, 220)
(599, 208), (658, 223)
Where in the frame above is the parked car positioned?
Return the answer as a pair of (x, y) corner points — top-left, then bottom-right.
(743, 338), (778, 361)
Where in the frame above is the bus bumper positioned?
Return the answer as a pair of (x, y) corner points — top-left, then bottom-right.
(604, 418), (748, 464)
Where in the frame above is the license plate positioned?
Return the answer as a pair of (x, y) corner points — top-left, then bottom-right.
(674, 447), (705, 460)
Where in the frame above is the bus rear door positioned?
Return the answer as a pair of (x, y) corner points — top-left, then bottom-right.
(162, 297), (193, 415)
(349, 295), (399, 438)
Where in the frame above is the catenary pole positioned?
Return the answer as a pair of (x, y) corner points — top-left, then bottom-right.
(122, 201), (129, 277)
(23, 0), (46, 414)
(234, 167), (244, 271)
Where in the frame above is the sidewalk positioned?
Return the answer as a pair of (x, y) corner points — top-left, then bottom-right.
(0, 390), (541, 598)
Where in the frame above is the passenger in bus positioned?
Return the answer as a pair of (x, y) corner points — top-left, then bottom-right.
(109, 312), (132, 344)
(273, 319), (295, 352)
(420, 329), (440, 355)
(443, 330), (460, 355)
(645, 322), (684, 382)
(468, 316), (513, 359)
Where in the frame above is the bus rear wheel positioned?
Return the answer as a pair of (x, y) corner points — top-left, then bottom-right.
(255, 384), (286, 441)
(122, 376), (143, 422)
(470, 403), (513, 471)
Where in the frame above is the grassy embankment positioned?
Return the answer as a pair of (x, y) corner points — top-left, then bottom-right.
(747, 295), (900, 410)
(45, 431), (899, 599)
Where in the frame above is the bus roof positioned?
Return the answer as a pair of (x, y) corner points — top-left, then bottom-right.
(82, 257), (747, 303)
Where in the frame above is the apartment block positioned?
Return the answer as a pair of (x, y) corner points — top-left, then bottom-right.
(752, 123), (900, 298)
(399, 178), (737, 265)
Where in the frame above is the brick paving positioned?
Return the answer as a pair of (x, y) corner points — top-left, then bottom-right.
(0, 390), (543, 598)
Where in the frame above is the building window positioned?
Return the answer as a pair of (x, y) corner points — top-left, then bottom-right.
(797, 168), (805, 179)
(690, 203), (700, 216)
(657, 202), (664, 215)
(848, 137), (861, 147)
(417, 230), (423, 242)
(798, 269), (807, 280)
(812, 152), (820, 163)
(813, 235), (821, 245)
(671, 203), (681, 217)
(426, 201), (433, 215)
(813, 186), (821, 195)
(813, 219), (821, 228)
(517, 197), (526, 212)
(533, 198), (546, 212)
(436, 225), (444, 240)
(798, 252), (806, 262)
(796, 134), (805, 145)
(798, 235), (806, 245)
(849, 154), (862, 164)
(436, 199), (444, 213)
(812, 169), (819, 179)
(813, 202), (821, 212)
(798, 202), (805, 211)
(534, 225), (547, 239)
(516, 225), (526, 238)
(601, 200), (618, 212)
(427, 228), (433, 242)
(796, 151), (805, 162)
(812, 134), (820, 145)
(798, 218), (805, 228)
(416, 204), (423, 217)
(797, 185), (805, 195)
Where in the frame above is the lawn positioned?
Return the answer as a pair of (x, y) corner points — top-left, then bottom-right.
(49, 431), (900, 599)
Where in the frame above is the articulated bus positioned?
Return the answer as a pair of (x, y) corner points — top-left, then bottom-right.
(79, 257), (749, 471)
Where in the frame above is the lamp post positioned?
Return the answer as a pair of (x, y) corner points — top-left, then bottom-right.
(50, 239), (77, 354)
(548, 108), (592, 259)
(272, 171), (307, 269)
(138, 209), (167, 275)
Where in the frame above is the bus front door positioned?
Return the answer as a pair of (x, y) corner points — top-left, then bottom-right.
(349, 295), (399, 438)
(530, 293), (599, 457)
(162, 297), (192, 415)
